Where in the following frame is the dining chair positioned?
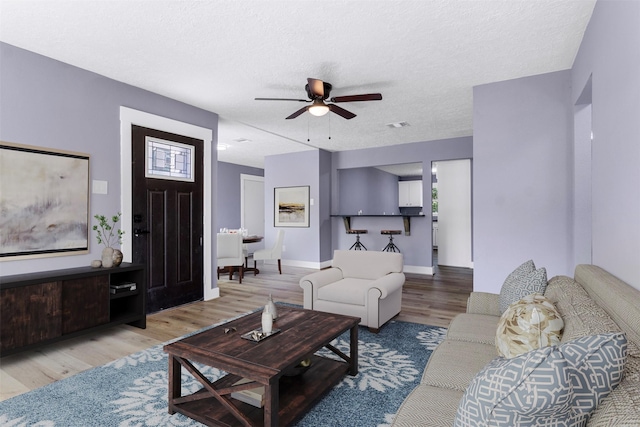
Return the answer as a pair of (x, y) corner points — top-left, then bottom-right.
(252, 230), (285, 274)
(216, 233), (245, 283)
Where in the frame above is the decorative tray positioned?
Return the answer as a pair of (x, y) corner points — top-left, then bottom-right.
(241, 328), (281, 342)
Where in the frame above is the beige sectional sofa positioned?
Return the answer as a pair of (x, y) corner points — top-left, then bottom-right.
(392, 264), (640, 426)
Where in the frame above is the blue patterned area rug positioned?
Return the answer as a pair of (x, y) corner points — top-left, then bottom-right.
(0, 314), (446, 427)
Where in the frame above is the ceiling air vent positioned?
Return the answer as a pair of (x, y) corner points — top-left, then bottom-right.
(386, 121), (410, 129)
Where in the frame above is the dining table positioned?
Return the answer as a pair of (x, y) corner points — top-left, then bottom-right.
(242, 235), (263, 244)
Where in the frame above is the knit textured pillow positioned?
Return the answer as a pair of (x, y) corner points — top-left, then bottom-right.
(454, 333), (628, 427)
(499, 260), (548, 314)
(587, 356), (640, 426)
(496, 293), (564, 358)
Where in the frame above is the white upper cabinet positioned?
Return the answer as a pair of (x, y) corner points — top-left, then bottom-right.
(398, 180), (423, 207)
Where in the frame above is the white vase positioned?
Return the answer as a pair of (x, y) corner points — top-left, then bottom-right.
(266, 294), (277, 320)
(261, 310), (273, 334)
(101, 247), (114, 268)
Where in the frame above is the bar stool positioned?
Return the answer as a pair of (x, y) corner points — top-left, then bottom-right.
(381, 230), (402, 252)
(347, 229), (368, 250)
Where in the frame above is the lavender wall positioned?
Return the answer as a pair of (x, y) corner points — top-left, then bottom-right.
(331, 137), (473, 271)
(263, 149), (327, 266)
(571, 0), (640, 289)
(473, 0), (640, 292)
(0, 43), (218, 277)
(338, 167), (398, 214)
(216, 161), (263, 231)
(473, 70), (573, 292)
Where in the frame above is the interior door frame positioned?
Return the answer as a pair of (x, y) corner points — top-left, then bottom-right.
(119, 107), (218, 300)
(240, 173), (265, 250)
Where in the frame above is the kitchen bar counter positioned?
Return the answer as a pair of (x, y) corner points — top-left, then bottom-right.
(331, 214), (426, 236)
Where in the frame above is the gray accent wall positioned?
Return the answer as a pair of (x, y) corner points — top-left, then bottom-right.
(318, 148), (333, 262)
(0, 43), (219, 279)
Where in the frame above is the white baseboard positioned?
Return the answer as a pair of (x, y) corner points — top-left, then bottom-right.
(318, 260), (332, 269)
(281, 259), (327, 270)
(403, 265), (435, 275)
(286, 260), (436, 275)
(256, 260), (458, 276)
(257, 259), (333, 270)
(205, 285), (220, 300)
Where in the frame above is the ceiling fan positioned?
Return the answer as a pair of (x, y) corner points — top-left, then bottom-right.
(255, 78), (382, 120)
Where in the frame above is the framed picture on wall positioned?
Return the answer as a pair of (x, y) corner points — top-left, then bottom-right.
(0, 141), (90, 259)
(274, 186), (310, 227)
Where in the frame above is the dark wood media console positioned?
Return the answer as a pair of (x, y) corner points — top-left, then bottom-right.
(0, 263), (146, 356)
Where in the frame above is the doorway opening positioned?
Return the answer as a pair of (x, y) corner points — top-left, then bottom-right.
(241, 173), (265, 259)
(574, 75), (593, 265)
(431, 159), (472, 269)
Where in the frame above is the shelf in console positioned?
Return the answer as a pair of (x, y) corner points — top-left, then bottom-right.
(110, 289), (140, 300)
(331, 214), (426, 236)
(170, 354), (348, 427)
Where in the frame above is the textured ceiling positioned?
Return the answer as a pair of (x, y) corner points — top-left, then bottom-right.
(0, 0), (596, 168)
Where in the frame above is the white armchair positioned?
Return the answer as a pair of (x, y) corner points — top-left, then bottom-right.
(299, 250), (405, 332)
(217, 233), (244, 283)
(252, 230), (285, 274)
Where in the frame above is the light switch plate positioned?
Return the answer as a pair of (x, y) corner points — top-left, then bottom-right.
(92, 180), (108, 194)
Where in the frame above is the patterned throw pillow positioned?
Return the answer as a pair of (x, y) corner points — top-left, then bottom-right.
(499, 260), (548, 314)
(496, 293), (564, 358)
(454, 333), (628, 427)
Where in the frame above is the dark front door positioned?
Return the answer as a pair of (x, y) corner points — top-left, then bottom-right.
(132, 125), (204, 313)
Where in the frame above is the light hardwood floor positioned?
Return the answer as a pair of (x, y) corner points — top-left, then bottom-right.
(0, 260), (472, 401)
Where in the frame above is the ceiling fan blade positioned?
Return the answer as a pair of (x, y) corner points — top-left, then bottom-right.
(255, 97), (308, 102)
(285, 106), (309, 120)
(330, 93), (383, 103)
(329, 104), (356, 120)
(307, 78), (325, 98)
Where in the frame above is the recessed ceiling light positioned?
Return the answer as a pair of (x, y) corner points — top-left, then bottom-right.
(217, 144), (228, 151)
(386, 121), (410, 128)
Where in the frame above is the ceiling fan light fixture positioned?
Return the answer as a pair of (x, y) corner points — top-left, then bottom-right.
(308, 101), (329, 117)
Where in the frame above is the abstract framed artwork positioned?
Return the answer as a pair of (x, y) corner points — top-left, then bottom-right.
(274, 186), (310, 228)
(0, 142), (90, 259)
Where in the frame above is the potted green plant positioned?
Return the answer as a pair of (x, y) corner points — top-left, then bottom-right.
(93, 212), (124, 267)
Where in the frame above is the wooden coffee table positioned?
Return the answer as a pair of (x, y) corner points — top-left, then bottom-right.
(163, 306), (360, 427)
